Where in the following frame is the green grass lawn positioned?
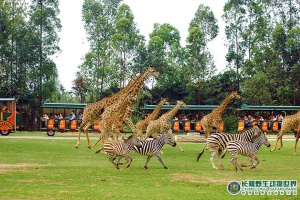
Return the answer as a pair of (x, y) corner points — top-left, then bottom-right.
(0, 132), (299, 200)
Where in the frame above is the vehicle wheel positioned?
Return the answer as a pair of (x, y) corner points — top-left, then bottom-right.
(47, 130), (55, 136)
(0, 130), (11, 136)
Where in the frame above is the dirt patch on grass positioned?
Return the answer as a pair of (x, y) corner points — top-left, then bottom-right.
(171, 173), (232, 184)
(0, 163), (41, 174)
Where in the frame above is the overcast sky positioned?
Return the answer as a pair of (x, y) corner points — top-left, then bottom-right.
(53, 0), (227, 91)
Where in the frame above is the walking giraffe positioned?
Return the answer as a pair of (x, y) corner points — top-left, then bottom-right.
(270, 110), (300, 155)
(136, 98), (170, 138)
(91, 92), (137, 148)
(200, 91), (241, 138)
(76, 66), (160, 148)
(144, 100), (187, 152)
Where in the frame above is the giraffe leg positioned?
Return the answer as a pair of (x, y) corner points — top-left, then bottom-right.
(76, 119), (88, 148)
(294, 130), (300, 155)
(271, 130), (285, 152)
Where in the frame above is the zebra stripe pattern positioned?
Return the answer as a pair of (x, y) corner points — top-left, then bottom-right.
(196, 125), (262, 170)
(227, 132), (271, 171)
(133, 131), (176, 169)
(95, 135), (141, 169)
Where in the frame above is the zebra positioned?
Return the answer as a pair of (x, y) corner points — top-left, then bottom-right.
(95, 134), (141, 170)
(196, 125), (262, 170)
(226, 132), (271, 172)
(133, 130), (176, 169)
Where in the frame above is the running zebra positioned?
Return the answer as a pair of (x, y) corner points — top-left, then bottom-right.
(226, 132), (271, 172)
(95, 135), (141, 170)
(196, 125), (262, 170)
(133, 130), (176, 169)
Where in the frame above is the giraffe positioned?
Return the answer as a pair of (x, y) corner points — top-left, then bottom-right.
(91, 92), (137, 148)
(144, 100), (187, 152)
(76, 66), (160, 148)
(200, 91), (241, 138)
(270, 110), (300, 155)
(122, 106), (138, 134)
(136, 98), (170, 138)
(76, 76), (137, 148)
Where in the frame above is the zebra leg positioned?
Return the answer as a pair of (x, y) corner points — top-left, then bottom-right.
(126, 155), (133, 168)
(155, 154), (168, 169)
(144, 156), (154, 169)
(109, 155), (119, 170)
(230, 155), (237, 172)
(210, 151), (218, 170)
(250, 154), (259, 169)
(217, 149), (225, 170)
(230, 156), (239, 172)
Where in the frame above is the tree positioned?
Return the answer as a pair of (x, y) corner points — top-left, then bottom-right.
(242, 71), (272, 105)
(28, 0), (61, 104)
(223, 0), (247, 91)
(81, 0), (121, 100)
(112, 3), (144, 88)
(187, 3), (218, 104)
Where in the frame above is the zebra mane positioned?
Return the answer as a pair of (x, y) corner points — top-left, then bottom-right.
(124, 135), (134, 143)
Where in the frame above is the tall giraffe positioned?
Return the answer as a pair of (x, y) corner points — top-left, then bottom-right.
(144, 100), (187, 152)
(136, 98), (170, 138)
(91, 92), (137, 148)
(270, 110), (300, 155)
(76, 76), (136, 148)
(76, 66), (160, 148)
(200, 91), (241, 138)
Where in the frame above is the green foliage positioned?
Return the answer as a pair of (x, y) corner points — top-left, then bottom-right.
(223, 114), (239, 133)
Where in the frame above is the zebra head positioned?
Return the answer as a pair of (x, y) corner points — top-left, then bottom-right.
(250, 125), (263, 142)
(124, 135), (142, 147)
(258, 132), (271, 148)
(164, 130), (177, 147)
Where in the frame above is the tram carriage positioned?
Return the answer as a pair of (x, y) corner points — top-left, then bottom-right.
(0, 98), (20, 136)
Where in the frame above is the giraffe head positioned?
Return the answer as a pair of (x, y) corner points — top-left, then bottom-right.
(147, 66), (161, 78)
(177, 100), (187, 108)
(230, 91), (242, 99)
(161, 98), (170, 105)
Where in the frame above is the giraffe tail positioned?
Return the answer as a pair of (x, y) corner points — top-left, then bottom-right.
(196, 143), (207, 162)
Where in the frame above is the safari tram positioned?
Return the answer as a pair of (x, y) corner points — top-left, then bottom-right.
(0, 98), (20, 136)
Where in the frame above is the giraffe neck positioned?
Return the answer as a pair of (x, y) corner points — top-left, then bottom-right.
(127, 69), (151, 96)
(213, 94), (234, 115)
(162, 103), (180, 121)
(146, 100), (165, 120)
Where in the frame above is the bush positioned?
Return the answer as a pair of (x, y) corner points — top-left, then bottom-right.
(223, 114), (239, 133)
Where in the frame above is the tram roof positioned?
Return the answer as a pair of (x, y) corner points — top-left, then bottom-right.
(42, 103), (86, 109)
(143, 104), (219, 110)
(0, 98), (16, 101)
(240, 104), (300, 111)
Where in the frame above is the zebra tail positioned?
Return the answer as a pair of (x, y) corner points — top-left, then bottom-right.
(95, 148), (103, 154)
(196, 143), (207, 162)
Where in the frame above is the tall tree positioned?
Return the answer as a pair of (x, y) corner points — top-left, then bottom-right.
(112, 3), (144, 88)
(187, 4), (218, 104)
(81, 0), (121, 100)
(28, 0), (61, 104)
(223, 0), (247, 91)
